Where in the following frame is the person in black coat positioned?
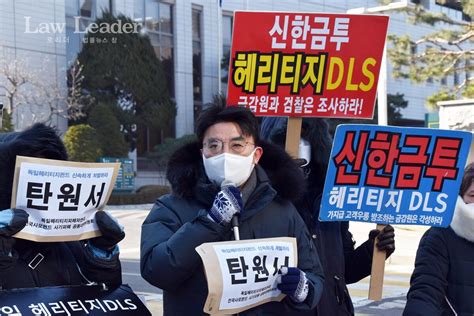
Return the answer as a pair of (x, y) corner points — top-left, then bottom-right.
(140, 105), (324, 315)
(0, 123), (125, 289)
(404, 162), (474, 316)
(260, 117), (396, 316)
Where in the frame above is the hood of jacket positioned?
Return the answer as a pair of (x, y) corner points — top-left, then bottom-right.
(166, 140), (305, 204)
(450, 196), (474, 243)
(0, 123), (67, 210)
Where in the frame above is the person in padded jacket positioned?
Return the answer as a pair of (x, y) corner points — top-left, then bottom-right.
(0, 123), (125, 290)
(260, 117), (396, 316)
(140, 105), (324, 315)
(404, 162), (474, 316)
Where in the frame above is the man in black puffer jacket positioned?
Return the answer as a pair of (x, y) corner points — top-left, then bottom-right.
(0, 123), (124, 289)
(260, 117), (396, 316)
(141, 105), (324, 315)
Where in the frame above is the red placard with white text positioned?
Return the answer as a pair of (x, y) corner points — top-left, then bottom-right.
(227, 12), (389, 118)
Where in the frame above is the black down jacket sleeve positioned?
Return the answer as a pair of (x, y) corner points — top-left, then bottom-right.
(403, 228), (449, 316)
(140, 195), (229, 291)
(341, 221), (373, 284)
(287, 209), (325, 312)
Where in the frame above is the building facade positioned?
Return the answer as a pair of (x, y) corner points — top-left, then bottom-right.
(0, 0), (68, 131)
(0, 0), (470, 148)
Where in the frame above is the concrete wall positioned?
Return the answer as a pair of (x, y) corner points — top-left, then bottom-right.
(438, 99), (474, 165)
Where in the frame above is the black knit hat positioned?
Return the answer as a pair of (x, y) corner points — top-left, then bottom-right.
(0, 123), (67, 210)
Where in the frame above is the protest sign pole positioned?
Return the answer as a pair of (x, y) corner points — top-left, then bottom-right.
(368, 223), (386, 300)
(345, 5), (391, 300)
(285, 117), (302, 158)
(368, 42), (388, 301)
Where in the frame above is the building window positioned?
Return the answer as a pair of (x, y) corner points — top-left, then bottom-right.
(96, 0), (113, 17)
(134, 1), (145, 23)
(410, 42), (417, 56)
(453, 60), (460, 86)
(80, 0), (94, 18)
(145, 0), (159, 31)
(66, 1), (79, 16)
(192, 7), (202, 121)
(133, 1), (176, 155)
(135, 1), (175, 97)
(435, 0), (462, 11)
(426, 45), (433, 84)
(440, 48), (448, 85)
(466, 59), (471, 84)
(75, 0), (96, 32)
(436, 0), (470, 20)
(222, 14), (233, 84)
(462, 12), (471, 22)
(66, 20), (81, 63)
(411, 0), (430, 9)
(67, 0), (111, 63)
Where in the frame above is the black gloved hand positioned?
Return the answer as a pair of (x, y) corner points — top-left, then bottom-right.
(368, 224), (395, 258)
(89, 211), (125, 251)
(277, 267), (309, 303)
(0, 209), (29, 255)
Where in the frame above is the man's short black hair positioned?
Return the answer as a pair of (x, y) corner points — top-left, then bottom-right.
(195, 105), (260, 146)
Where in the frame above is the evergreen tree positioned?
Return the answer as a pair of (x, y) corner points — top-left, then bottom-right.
(64, 124), (103, 162)
(77, 12), (176, 137)
(88, 102), (129, 157)
(383, 0), (473, 109)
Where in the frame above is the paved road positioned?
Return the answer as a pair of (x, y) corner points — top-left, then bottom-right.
(106, 205), (163, 315)
(355, 295), (407, 316)
(107, 205), (428, 315)
(121, 259), (162, 297)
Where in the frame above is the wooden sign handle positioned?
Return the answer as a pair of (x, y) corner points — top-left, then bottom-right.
(285, 117), (302, 158)
(368, 223), (386, 301)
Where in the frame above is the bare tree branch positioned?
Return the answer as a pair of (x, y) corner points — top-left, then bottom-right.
(0, 57), (91, 127)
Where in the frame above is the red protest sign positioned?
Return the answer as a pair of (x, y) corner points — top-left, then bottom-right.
(226, 12), (389, 119)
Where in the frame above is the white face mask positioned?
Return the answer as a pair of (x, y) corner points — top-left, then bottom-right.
(202, 149), (256, 187)
(298, 139), (311, 167)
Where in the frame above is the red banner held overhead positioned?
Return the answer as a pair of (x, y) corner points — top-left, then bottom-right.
(227, 12), (389, 119)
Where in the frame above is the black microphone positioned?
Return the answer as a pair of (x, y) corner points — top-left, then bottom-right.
(231, 215), (240, 241)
